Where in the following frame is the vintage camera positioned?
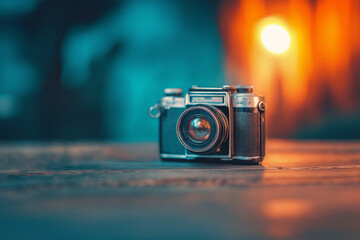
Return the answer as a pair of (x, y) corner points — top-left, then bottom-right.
(149, 85), (265, 164)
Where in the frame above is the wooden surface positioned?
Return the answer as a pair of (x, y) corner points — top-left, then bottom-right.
(1, 140), (360, 240)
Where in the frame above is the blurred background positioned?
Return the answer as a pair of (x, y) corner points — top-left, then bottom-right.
(0, 0), (359, 142)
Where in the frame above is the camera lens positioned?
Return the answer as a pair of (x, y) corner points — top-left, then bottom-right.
(187, 117), (211, 141)
(177, 105), (228, 153)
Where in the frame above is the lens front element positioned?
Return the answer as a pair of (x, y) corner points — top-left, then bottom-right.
(177, 105), (228, 153)
(188, 117), (211, 141)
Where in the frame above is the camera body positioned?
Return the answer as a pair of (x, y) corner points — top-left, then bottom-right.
(150, 85), (265, 164)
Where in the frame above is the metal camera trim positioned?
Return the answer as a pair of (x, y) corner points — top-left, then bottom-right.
(183, 90), (233, 160)
(160, 97), (185, 109)
(233, 94), (265, 109)
(149, 104), (161, 118)
(149, 95), (185, 119)
(185, 92), (230, 106)
(176, 105), (228, 153)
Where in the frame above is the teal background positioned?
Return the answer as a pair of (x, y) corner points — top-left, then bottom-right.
(0, 0), (225, 141)
(1, 0), (360, 140)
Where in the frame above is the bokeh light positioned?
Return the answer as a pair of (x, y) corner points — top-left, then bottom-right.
(261, 24), (290, 53)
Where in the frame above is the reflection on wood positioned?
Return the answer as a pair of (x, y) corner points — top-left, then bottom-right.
(0, 140), (359, 239)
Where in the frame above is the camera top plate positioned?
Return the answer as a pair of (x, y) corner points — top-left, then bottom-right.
(189, 85), (253, 93)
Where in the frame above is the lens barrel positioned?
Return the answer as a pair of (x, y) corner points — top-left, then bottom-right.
(176, 105), (228, 153)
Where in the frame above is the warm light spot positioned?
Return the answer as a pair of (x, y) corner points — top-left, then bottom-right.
(261, 24), (290, 53)
(220, 1), (360, 137)
(263, 199), (312, 219)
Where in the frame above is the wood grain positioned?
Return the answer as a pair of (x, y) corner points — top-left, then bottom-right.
(0, 140), (360, 240)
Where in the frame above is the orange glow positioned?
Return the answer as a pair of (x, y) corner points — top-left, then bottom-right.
(220, 0), (360, 137)
(263, 199), (312, 219)
(263, 199), (312, 238)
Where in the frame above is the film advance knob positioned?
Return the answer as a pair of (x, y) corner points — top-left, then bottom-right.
(164, 88), (183, 97)
(236, 85), (253, 93)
